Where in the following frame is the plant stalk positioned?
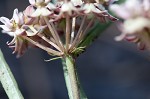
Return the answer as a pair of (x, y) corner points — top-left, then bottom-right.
(62, 56), (87, 99)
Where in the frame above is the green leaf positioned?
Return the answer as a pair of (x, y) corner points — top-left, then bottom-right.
(0, 50), (24, 99)
(79, 22), (111, 47)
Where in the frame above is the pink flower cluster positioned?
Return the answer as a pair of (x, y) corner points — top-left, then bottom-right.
(110, 0), (150, 50)
(0, 0), (117, 57)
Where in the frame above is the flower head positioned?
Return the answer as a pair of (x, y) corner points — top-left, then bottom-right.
(110, 0), (150, 50)
(0, 0), (117, 57)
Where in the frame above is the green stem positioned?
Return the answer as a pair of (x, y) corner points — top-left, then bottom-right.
(62, 56), (87, 99)
(0, 50), (24, 99)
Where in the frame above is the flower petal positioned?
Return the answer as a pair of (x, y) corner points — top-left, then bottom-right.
(0, 17), (13, 28)
(15, 29), (25, 35)
(47, 3), (56, 10)
(143, 0), (150, 11)
(123, 17), (150, 33)
(29, 0), (36, 5)
(2, 30), (14, 36)
(31, 8), (41, 17)
(0, 25), (12, 31)
(18, 12), (24, 25)
(45, 0), (51, 4)
(12, 9), (20, 24)
(36, 0), (43, 4)
(110, 4), (132, 19)
(41, 8), (52, 16)
(24, 5), (35, 16)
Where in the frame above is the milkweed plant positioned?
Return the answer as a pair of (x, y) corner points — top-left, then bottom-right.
(0, 0), (149, 99)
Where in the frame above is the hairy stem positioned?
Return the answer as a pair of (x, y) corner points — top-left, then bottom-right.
(62, 56), (80, 99)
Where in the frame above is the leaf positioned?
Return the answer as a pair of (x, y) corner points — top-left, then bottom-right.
(79, 22), (111, 48)
(0, 50), (24, 99)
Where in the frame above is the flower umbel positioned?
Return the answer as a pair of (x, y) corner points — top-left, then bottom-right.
(0, 0), (117, 57)
(110, 0), (150, 50)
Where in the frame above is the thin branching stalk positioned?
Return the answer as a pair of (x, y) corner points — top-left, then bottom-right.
(74, 18), (95, 49)
(0, 50), (24, 99)
(37, 33), (62, 52)
(71, 17), (76, 44)
(44, 17), (64, 51)
(66, 15), (71, 51)
(70, 16), (86, 51)
(50, 22), (65, 51)
(23, 36), (62, 56)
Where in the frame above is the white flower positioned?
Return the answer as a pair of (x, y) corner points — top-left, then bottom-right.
(110, 0), (143, 19)
(110, 0), (150, 50)
(0, 9), (25, 36)
(29, 0), (56, 17)
(83, 3), (117, 22)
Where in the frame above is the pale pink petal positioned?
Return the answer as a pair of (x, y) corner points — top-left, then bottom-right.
(125, 35), (137, 42)
(45, 0), (51, 4)
(123, 17), (150, 34)
(0, 17), (13, 28)
(13, 9), (20, 24)
(115, 33), (126, 41)
(110, 5), (132, 19)
(83, 4), (92, 13)
(2, 30), (14, 36)
(61, 2), (77, 14)
(71, 0), (83, 6)
(29, 0), (36, 5)
(26, 30), (37, 36)
(41, 8), (52, 16)
(31, 8), (41, 17)
(36, 0), (43, 4)
(22, 25), (38, 36)
(7, 36), (16, 45)
(47, 3), (56, 10)
(18, 12), (24, 25)
(0, 17), (10, 24)
(24, 5), (35, 16)
(15, 29), (25, 35)
(143, 0), (150, 11)
(0, 25), (12, 31)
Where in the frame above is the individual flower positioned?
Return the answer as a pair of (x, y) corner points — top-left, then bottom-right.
(51, 1), (79, 21)
(29, 0), (56, 17)
(71, 0), (84, 6)
(0, 8), (47, 57)
(0, 9), (25, 36)
(23, 5), (47, 36)
(0, 9), (31, 57)
(110, 0), (143, 19)
(110, 0), (150, 50)
(82, 3), (117, 22)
